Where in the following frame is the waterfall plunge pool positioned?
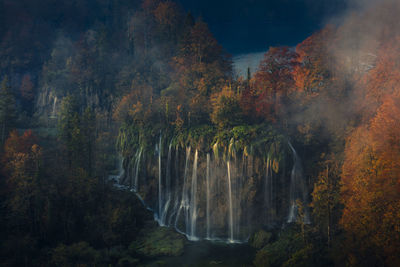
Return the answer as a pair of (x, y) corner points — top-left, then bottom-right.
(141, 239), (255, 267)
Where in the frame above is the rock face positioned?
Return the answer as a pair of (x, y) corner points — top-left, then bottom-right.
(34, 86), (59, 126)
(34, 84), (106, 127)
(119, 137), (310, 243)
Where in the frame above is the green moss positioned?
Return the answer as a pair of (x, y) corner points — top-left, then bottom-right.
(130, 227), (186, 257)
(282, 245), (313, 267)
(249, 230), (273, 249)
(52, 242), (101, 267)
(118, 120), (288, 173)
(253, 227), (304, 267)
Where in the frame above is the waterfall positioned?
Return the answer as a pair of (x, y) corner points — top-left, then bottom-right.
(51, 96), (57, 117)
(287, 142), (309, 223)
(270, 158), (273, 208)
(227, 161), (234, 242)
(158, 135), (163, 224)
(168, 146), (180, 226)
(206, 153), (211, 239)
(175, 147), (191, 232)
(270, 158), (274, 222)
(189, 150), (198, 240)
(134, 147), (142, 191)
(109, 155), (124, 183)
(233, 150), (240, 239)
(265, 156), (270, 205)
(118, 155), (124, 182)
(265, 156), (273, 223)
(115, 136), (311, 243)
(160, 143), (172, 225)
(128, 148), (141, 191)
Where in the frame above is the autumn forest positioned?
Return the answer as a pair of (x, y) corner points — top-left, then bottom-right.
(0, 0), (399, 266)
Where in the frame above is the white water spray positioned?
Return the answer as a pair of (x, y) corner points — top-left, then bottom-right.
(189, 150), (198, 240)
(227, 161), (234, 242)
(287, 142), (309, 223)
(158, 135), (162, 223)
(206, 153), (211, 239)
(175, 147), (191, 231)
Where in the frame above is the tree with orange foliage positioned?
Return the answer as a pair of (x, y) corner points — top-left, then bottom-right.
(141, 0), (162, 12)
(311, 156), (341, 247)
(341, 93), (400, 267)
(113, 79), (155, 126)
(154, 1), (180, 28)
(211, 84), (243, 129)
(2, 130), (44, 234)
(252, 47), (298, 122)
(171, 19), (231, 125)
(292, 26), (334, 96)
(356, 36), (400, 121)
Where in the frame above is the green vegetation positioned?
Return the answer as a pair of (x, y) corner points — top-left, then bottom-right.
(249, 230), (273, 249)
(131, 227), (186, 257)
(0, 0), (399, 266)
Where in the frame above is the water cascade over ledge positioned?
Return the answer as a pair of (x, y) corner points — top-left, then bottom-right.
(118, 137), (310, 243)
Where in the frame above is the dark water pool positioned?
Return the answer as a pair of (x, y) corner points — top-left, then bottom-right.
(145, 240), (255, 267)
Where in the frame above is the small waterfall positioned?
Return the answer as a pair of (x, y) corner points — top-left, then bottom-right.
(158, 135), (163, 224)
(264, 156), (273, 223)
(51, 96), (57, 117)
(206, 153), (211, 239)
(287, 142), (309, 223)
(118, 155), (124, 182)
(265, 156), (270, 204)
(109, 155), (124, 183)
(160, 143), (172, 225)
(270, 159), (274, 222)
(168, 146), (180, 226)
(233, 150), (240, 240)
(175, 147), (191, 232)
(227, 161), (234, 242)
(270, 159), (273, 209)
(189, 150), (198, 240)
(132, 147), (142, 192)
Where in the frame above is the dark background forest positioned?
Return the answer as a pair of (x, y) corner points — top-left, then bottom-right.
(0, 0), (399, 266)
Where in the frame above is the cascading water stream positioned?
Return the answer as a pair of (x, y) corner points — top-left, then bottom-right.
(287, 142), (298, 222)
(175, 147), (191, 232)
(51, 96), (57, 117)
(160, 143), (172, 225)
(265, 156), (270, 203)
(133, 147), (143, 193)
(206, 153), (211, 239)
(227, 161), (234, 242)
(158, 135), (163, 224)
(168, 146), (180, 226)
(115, 136), (312, 243)
(287, 142), (309, 223)
(189, 150), (198, 240)
(264, 156), (274, 223)
(134, 147), (142, 191)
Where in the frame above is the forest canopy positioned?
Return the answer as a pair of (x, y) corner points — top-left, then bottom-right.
(0, 0), (399, 266)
